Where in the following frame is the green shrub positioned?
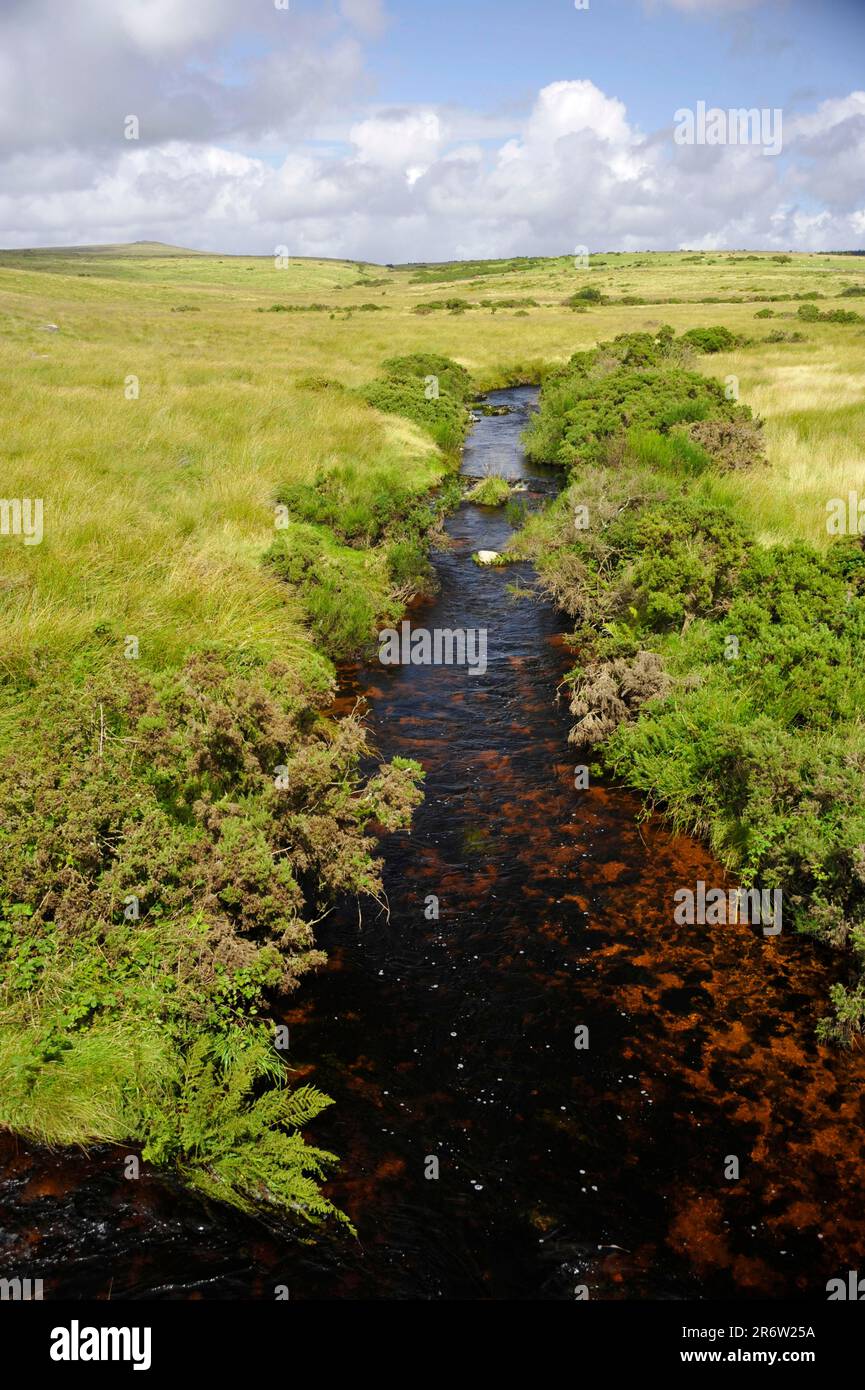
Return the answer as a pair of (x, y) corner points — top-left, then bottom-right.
(798, 304), (863, 325)
(565, 286), (605, 306)
(521, 329), (865, 1043)
(276, 463), (417, 546)
(0, 657), (425, 1213)
(681, 325), (740, 353)
(362, 352), (474, 454)
(387, 536), (435, 591)
(625, 427), (712, 478)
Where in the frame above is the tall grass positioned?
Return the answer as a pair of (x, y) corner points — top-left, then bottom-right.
(2, 241), (864, 1200)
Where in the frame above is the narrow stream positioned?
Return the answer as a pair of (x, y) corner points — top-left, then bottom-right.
(3, 388), (865, 1300)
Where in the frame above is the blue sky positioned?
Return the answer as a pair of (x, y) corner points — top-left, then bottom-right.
(0, 0), (863, 256)
(317, 0), (865, 128)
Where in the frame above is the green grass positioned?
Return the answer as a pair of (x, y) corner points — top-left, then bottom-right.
(2, 241), (865, 1214)
(466, 475), (512, 506)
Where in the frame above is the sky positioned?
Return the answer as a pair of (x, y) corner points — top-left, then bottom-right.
(0, 0), (863, 259)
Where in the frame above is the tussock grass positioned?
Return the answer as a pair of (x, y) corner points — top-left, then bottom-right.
(1, 240), (863, 1206)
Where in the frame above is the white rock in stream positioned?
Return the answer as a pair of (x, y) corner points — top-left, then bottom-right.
(475, 550), (502, 566)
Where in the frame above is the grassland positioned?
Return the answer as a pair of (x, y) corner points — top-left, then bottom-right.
(1, 242), (864, 1218)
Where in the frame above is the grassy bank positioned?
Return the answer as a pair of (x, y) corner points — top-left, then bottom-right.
(511, 325), (865, 1043)
(2, 243), (864, 1219)
(0, 249), (481, 1225)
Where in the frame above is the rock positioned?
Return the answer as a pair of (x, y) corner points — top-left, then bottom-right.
(475, 550), (502, 565)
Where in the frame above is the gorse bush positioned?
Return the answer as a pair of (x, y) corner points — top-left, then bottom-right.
(268, 460), (462, 656)
(523, 328), (762, 474)
(526, 365), (743, 471)
(519, 326), (865, 1044)
(798, 303), (863, 325)
(266, 354), (473, 660)
(673, 417), (767, 473)
(362, 352), (474, 454)
(565, 286), (606, 306)
(680, 325), (742, 353)
(0, 656), (424, 1217)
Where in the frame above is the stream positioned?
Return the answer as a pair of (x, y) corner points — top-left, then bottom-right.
(2, 386), (865, 1300)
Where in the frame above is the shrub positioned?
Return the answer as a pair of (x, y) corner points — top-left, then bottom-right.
(387, 537), (435, 592)
(522, 336), (865, 1041)
(798, 303), (863, 325)
(625, 427), (713, 478)
(675, 416), (767, 472)
(276, 463), (417, 546)
(265, 525), (387, 658)
(362, 352), (474, 453)
(765, 330), (806, 343)
(565, 286), (605, 306)
(0, 657), (425, 1214)
(526, 364), (738, 470)
(681, 325), (740, 354)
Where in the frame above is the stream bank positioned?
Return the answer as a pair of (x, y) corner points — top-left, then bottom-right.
(2, 388), (865, 1300)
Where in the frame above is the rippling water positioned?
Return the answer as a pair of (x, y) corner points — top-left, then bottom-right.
(3, 388), (865, 1300)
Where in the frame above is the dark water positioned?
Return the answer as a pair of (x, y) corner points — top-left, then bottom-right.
(3, 387), (865, 1300)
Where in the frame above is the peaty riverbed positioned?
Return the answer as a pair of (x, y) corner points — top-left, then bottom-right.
(2, 387), (865, 1300)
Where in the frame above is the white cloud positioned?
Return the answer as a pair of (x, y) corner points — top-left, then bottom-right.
(350, 110), (443, 173)
(0, 0), (369, 156)
(0, 2), (860, 259)
(523, 80), (634, 148)
(788, 91), (865, 140)
(340, 0), (389, 38)
(114, 0), (239, 55)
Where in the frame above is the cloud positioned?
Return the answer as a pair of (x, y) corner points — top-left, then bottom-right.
(350, 110), (443, 175)
(340, 0), (388, 37)
(0, 2), (861, 258)
(4, 77), (862, 259)
(786, 93), (865, 212)
(0, 0), (370, 157)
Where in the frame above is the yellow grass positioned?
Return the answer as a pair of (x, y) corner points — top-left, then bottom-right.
(1, 244), (863, 689)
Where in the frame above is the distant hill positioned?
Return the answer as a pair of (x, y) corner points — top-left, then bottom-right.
(0, 240), (208, 258)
